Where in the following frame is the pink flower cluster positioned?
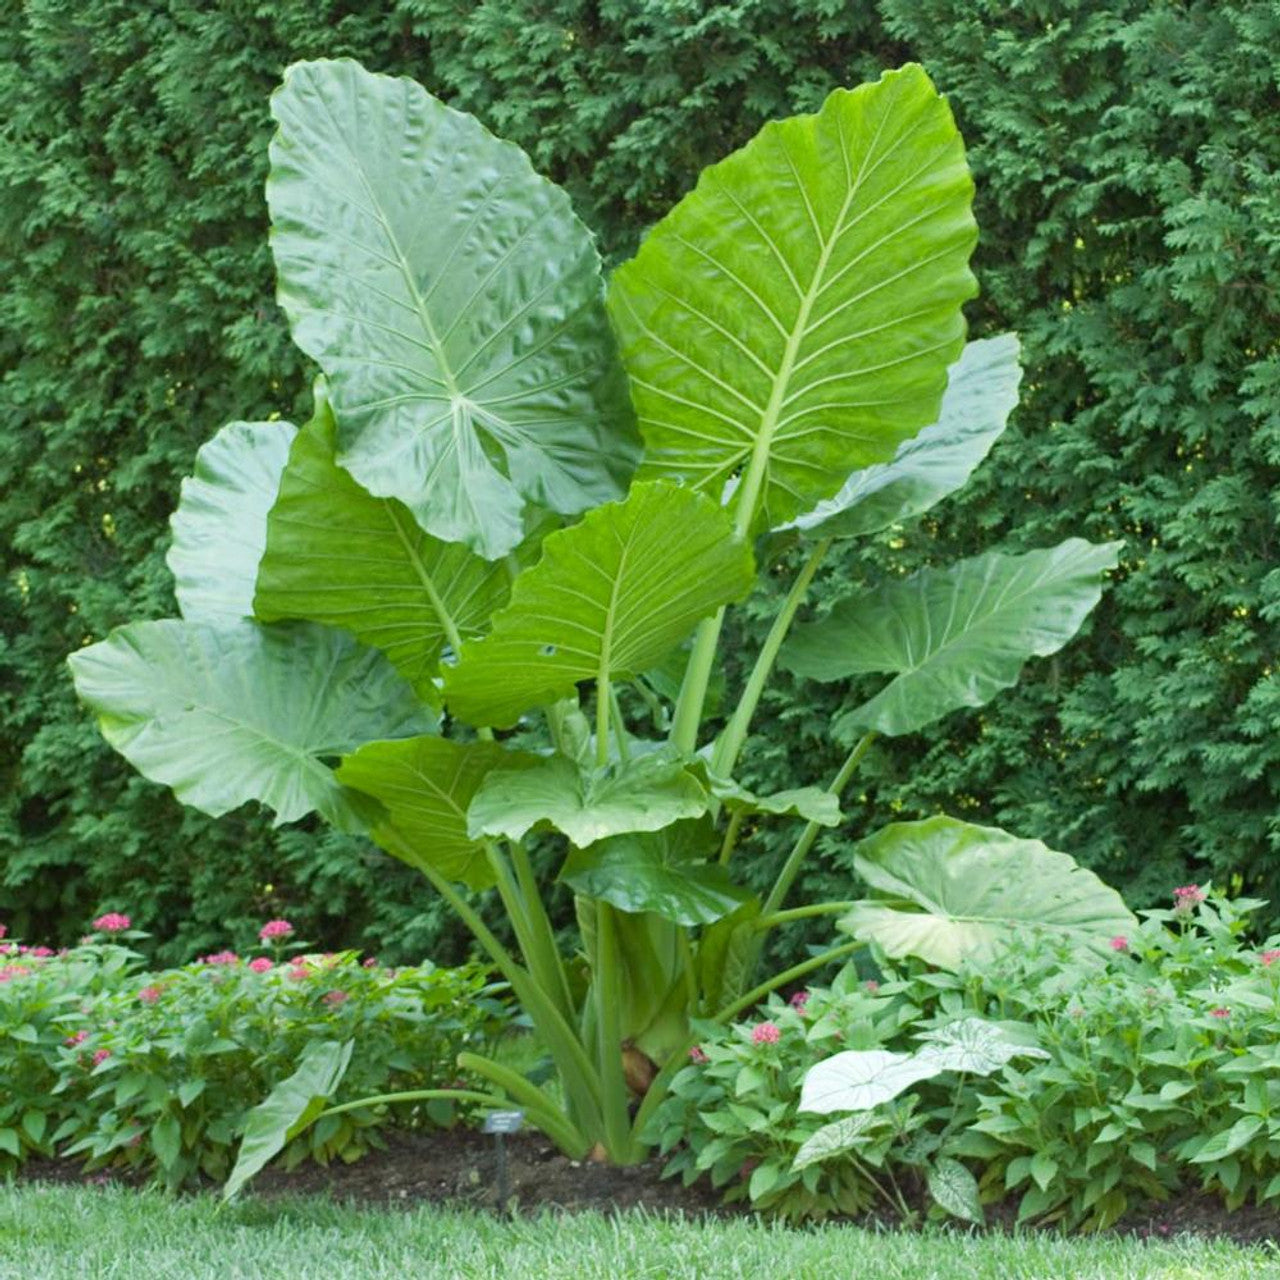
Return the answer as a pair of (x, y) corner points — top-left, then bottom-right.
(202, 950), (239, 966)
(1110, 935), (1129, 952)
(789, 989), (810, 1011)
(1173, 885), (1206, 916)
(1261, 949), (1280, 968)
(751, 1021), (781, 1045)
(248, 957), (273, 973)
(259, 919), (294, 941)
(92, 913), (131, 934)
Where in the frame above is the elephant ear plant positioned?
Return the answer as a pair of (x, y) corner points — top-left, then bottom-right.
(69, 59), (1131, 1173)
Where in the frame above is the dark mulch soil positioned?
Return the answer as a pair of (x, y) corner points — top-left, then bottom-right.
(19, 1128), (1280, 1246)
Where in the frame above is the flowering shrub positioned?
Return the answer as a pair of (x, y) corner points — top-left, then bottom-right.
(0, 922), (509, 1187)
(650, 885), (1280, 1229)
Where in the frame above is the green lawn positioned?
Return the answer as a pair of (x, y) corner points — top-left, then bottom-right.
(1, 1184), (1276, 1280)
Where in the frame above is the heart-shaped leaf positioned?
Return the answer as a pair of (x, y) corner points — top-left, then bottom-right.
(444, 480), (754, 728)
(916, 1018), (1049, 1075)
(336, 737), (540, 890)
(783, 539), (1122, 737)
(841, 815), (1135, 969)
(799, 1048), (944, 1114)
(167, 420), (296, 624)
(254, 390), (513, 702)
(927, 1157), (984, 1224)
(787, 335), (1022, 539)
(609, 64), (977, 532)
(468, 751), (709, 848)
(561, 819), (748, 926)
(268, 59), (637, 558)
(67, 620), (433, 831)
(791, 1113), (883, 1171)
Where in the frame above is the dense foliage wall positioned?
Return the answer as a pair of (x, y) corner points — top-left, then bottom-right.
(2, 1), (1276, 962)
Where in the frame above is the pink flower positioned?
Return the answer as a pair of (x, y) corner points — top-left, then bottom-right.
(0, 965), (30, 982)
(864, 980), (880, 993)
(751, 1021), (781, 1045)
(91, 1048), (111, 1066)
(248, 957), (273, 973)
(1110, 936), (1129, 952)
(259, 919), (294, 941)
(138, 985), (162, 1005)
(92, 913), (131, 933)
(1210, 1007), (1230, 1019)
(65, 1030), (89, 1047)
(1260, 950), (1280, 967)
(322, 990), (349, 1007)
(287, 962), (310, 981)
(362, 957), (378, 968)
(202, 950), (239, 966)
(689, 1045), (708, 1063)
(27, 946), (54, 958)
(1173, 885), (1206, 916)
(0, 924), (6, 939)
(789, 990), (810, 1010)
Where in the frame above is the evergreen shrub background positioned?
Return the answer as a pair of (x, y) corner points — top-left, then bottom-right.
(2, 1), (1276, 964)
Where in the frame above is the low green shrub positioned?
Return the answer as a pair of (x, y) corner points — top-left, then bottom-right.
(649, 885), (1280, 1229)
(0, 918), (509, 1187)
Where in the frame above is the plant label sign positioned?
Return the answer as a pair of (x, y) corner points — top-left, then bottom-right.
(483, 1110), (525, 1135)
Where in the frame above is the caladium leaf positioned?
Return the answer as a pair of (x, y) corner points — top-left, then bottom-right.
(560, 818), (748, 927)
(468, 751), (709, 848)
(67, 620), (433, 832)
(782, 539), (1122, 737)
(254, 391), (512, 703)
(927, 1157), (984, 1224)
(916, 1018), (1049, 1075)
(800, 1048), (943, 1114)
(443, 480), (754, 728)
(167, 420), (296, 624)
(608, 64), (977, 532)
(787, 335), (1022, 539)
(268, 59), (637, 559)
(840, 815), (1136, 969)
(791, 1113), (883, 1171)
(336, 736), (539, 890)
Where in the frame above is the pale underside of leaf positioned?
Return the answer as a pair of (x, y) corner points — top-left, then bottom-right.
(608, 63), (978, 532)
(66, 619), (432, 832)
(267, 58), (637, 558)
(168, 420), (297, 624)
(799, 1048), (943, 1115)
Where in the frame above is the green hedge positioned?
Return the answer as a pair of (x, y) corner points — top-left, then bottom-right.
(2, 1), (1276, 962)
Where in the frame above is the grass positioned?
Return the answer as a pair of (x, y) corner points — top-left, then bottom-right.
(1, 1184), (1277, 1280)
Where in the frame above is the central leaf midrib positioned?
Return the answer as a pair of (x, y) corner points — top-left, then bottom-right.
(384, 500), (465, 655)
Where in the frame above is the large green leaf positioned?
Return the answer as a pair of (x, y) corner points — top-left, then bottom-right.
(787, 335), (1022, 539)
(335, 736), (539, 890)
(561, 819), (748, 927)
(254, 391), (511, 702)
(608, 64), (977, 532)
(468, 752), (708, 848)
(267, 59), (637, 559)
(783, 539), (1122, 737)
(840, 815), (1136, 969)
(167, 420), (296, 623)
(67, 620), (433, 831)
(443, 480), (755, 728)
(223, 1039), (353, 1201)
(704, 775), (842, 826)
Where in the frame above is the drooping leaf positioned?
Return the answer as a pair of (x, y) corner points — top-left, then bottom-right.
(254, 391), (512, 702)
(67, 620), (434, 832)
(560, 818), (748, 926)
(336, 737), (540, 890)
(167, 420), (296, 623)
(697, 898), (763, 1011)
(223, 1039), (353, 1201)
(782, 539), (1123, 737)
(608, 64), (977, 532)
(468, 751), (709, 848)
(927, 1157), (985, 1224)
(840, 815), (1136, 970)
(787, 335), (1022, 539)
(799, 1048), (944, 1114)
(915, 1018), (1049, 1075)
(791, 1113), (883, 1172)
(267, 58), (637, 559)
(705, 775), (842, 826)
(443, 480), (754, 728)
(1189, 1116), (1266, 1164)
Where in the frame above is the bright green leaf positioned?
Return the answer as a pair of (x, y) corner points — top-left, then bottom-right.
(167, 420), (297, 623)
(704, 774), (841, 826)
(67, 620), (434, 831)
(268, 59), (636, 559)
(336, 736), (540, 889)
(608, 64), (976, 532)
(0, 1129), (19, 1158)
(469, 751), (708, 847)
(254, 391), (512, 702)
(787, 335), (1022, 539)
(783, 539), (1122, 737)
(840, 815), (1136, 969)
(151, 1114), (182, 1169)
(444, 481), (754, 728)
(560, 818), (748, 926)
(1190, 1116), (1266, 1164)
